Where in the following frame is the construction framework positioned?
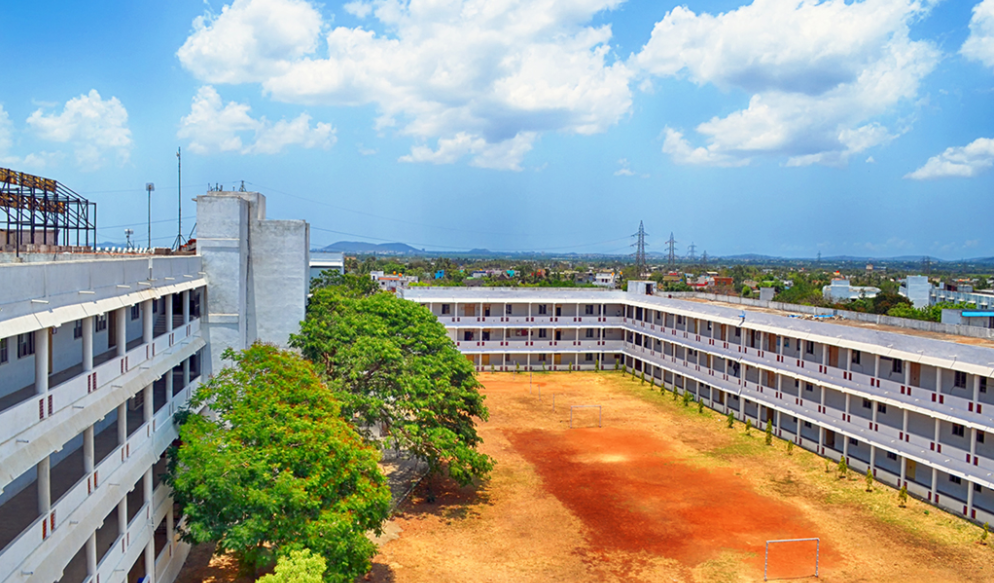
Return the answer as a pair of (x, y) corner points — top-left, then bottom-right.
(0, 167), (97, 254)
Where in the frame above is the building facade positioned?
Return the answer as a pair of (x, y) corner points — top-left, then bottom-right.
(402, 282), (994, 525)
(0, 189), (309, 583)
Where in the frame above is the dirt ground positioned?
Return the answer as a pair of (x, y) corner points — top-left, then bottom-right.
(368, 372), (994, 583)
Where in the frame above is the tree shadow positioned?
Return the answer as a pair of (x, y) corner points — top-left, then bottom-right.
(394, 474), (493, 522)
(363, 562), (397, 582)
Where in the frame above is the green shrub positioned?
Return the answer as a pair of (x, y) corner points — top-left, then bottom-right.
(569, 362), (574, 373)
(697, 398), (704, 413)
(682, 390), (691, 407)
(726, 412), (734, 428)
(765, 419), (773, 446)
(640, 371), (645, 385)
(898, 484), (908, 507)
(865, 467), (873, 492)
(673, 387), (679, 401)
(745, 419), (752, 434)
(982, 522), (989, 545)
(787, 441), (794, 455)
(515, 362), (520, 374)
(837, 458), (849, 479)
(614, 359), (620, 371)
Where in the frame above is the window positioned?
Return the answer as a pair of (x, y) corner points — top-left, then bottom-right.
(538, 305), (547, 315)
(538, 329), (547, 338)
(538, 353), (547, 362)
(979, 432), (986, 444)
(586, 329), (594, 338)
(794, 379), (800, 388)
(949, 475), (962, 485)
(877, 403), (887, 414)
(954, 371), (967, 389)
(0, 338), (7, 364)
(441, 304), (450, 315)
(585, 305), (594, 315)
(806, 341), (815, 355)
(887, 451), (898, 460)
(852, 350), (861, 365)
(463, 331), (474, 341)
(706, 321), (713, 331)
(952, 424), (965, 437)
(17, 333), (35, 358)
(849, 437), (859, 446)
(505, 304), (512, 315)
(803, 421), (812, 428)
(74, 320), (83, 339)
(676, 315), (684, 325)
(131, 304), (140, 320)
(975, 483), (983, 492)
(982, 378), (988, 393)
(862, 398), (872, 409)
(96, 314), (108, 332)
(805, 383), (814, 392)
(734, 327), (741, 337)
(585, 353), (593, 362)
(784, 338), (791, 348)
(892, 359), (903, 375)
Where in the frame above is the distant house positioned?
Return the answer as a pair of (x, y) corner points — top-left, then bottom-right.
(822, 279), (880, 302)
(370, 270), (419, 292)
(593, 272), (617, 288)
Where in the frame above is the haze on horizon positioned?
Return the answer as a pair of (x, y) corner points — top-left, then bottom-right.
(1, 0), (992, 258)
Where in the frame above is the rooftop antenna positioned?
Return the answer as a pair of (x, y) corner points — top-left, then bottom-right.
(145, 182), (154, 250)
(173, 147), (186, 250)
(124, 228), (134, 250)
(631, 220), (648, 278)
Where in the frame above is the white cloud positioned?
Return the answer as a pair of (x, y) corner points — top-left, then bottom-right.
(905, 137), (994, 179)
(343, 1), (372, 19)
(177, 0), (323, 84)
(635, 0), (939, 167)
(26, 90), (132, 169)
(613, 157), (640, 176)
(962, 0), (994, 70)
(178, 0), (633, 170)
(177, 86), (335, 155)
(661, 127), (749, 167)
(357, 143), (376, 155)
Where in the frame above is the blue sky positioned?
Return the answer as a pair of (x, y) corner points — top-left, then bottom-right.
(2, 0), (993, 258)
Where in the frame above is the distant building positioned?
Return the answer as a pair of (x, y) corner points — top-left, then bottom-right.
(941, 309), (994, 329)
(592, 272), (618, 288)
(900, 276), (994, 310)
(822, 279), (880, 302)
(309, 251), (344, 281)
(370, 271), (419, 292)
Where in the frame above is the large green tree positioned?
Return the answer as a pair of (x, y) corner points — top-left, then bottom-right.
(166, 344), (391, 581)
(291, 284), (494, 491)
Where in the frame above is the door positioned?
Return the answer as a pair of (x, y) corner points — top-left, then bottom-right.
(555, 306), (562, 317)
(484, 305), (491, 317)
(910, 363), (921, 386)
(828, 346), (839, 368)
(555, 330), (561, 341)
(481, 354), (490, 366)
(906, 459), (917, 481)
(720, 324), (727, 341)
(482, 330), (490, 341)
(554, 354), (562, 365)
(825, 430), (836, 449)
(768, 333), (777, 352)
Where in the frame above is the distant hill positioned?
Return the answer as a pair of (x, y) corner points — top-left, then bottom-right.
(318, 241), (423, 254)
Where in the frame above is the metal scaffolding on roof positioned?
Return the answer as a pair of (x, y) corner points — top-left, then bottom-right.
(0, 167), (97, 254)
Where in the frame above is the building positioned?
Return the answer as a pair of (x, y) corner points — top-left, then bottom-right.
(822, 279), (880, 302)
(309, 252), (345, 282)
(900, 276), (994, 310)
(592, 272), (617, 288)
(0, 183), (309, 583)
(402, 282), (994, 525)
(901, 275), (934, 309)
(370, 271), (418, 292)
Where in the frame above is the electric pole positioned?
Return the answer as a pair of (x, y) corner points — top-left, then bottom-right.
(145, 182), (154, 250)
(173, 147), (186, 250)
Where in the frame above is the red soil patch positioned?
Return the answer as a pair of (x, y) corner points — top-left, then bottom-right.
(505, 426), (836, 578)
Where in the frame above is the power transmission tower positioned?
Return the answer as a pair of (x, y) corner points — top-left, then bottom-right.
(666, 232), (677, 270)
(817, 250), (821, 265)
(701, 250), (709, 269)
(688, 242), (697, 262)
(922, 255), (932, 275)
(632, 220), (648, 278)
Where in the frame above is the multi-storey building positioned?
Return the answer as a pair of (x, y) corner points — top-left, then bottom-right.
(0, 185), (309, 583)
(402, 281), (994, 525)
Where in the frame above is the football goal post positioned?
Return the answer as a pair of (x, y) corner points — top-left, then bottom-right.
(764, 537), (819, 581)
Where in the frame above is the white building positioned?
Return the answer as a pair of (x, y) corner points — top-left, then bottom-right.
(0, 189), (308, 583)
(308, 252), (344, 282)
(822, 279), (880, 302)
(901, 275), (934, 309)
(370, 271), (418, 293)
(592, 273), (617, 288)
(402, 282), (994, 525)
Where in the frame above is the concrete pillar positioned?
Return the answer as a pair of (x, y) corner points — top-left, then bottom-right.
(144, 469), (153, 509)
(181, 290), (190, 324)
(900, 456), (907, 485)
(165, 370), (174, 406)
(874, 355), (880, 380)
(165, 293), (174, 332)
(930, 467), (938, 501)
(821, 343), (827, 365)
(118, 496), (127, 545)
(115, 307), (127, 357)
(145, 538), (156, 583)
(974, 375), (981, 404)
(934, 417), (941, 446)
(904, 363), (911, 386)
(870, 402), (879, 471)
(118, 403), (128, 446)
(82, 316), (94, 371)
(35, 327), (49, 395)
(37, 457), (51, 516)
(86, 533), (98, 577)
(142, 299), (154, 343)
(818, 426), (825, 453)
(144, 384), (153, 424)
(968, 480), (975, 517)
(83, 426), (95, 473)
(845, 348), (851, 372)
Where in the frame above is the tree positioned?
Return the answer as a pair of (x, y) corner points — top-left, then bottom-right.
(898, 484), (909, 507)
(726, 412), (734, 428)
(865, 467), (874, 492)
(982, 522), (990, 545)
(765, 419), (773, 445)
(838, 458), (849, 479)
(745, 419), (752, 434)
(167, 345), (390, 580)
(787, 440), (794, 455)
(258, 549), (326, 583)
(292, 286), (494, 491)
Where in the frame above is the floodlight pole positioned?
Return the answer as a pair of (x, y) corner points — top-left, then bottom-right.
(173, 147), (185, 250)
(145, 182), (155, 250)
